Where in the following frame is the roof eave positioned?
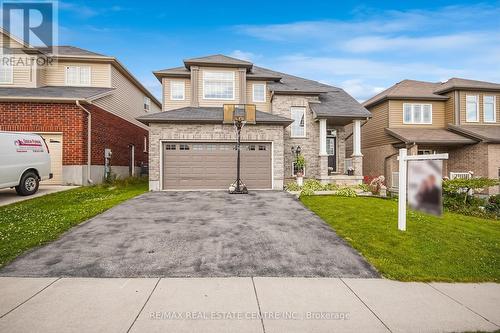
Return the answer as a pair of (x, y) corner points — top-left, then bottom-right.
(434, 86), (500, 94)
(364, 95), (449, 108)
(0, 96), (92, 103)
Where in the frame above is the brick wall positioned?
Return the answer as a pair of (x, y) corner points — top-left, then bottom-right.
(86, 104), (148, 167)
(148, 123), (285, 190)
(0, 102), (148, 168)
(0, 102), (86, 165)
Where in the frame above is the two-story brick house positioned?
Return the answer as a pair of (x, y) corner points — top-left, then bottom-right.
(356, 78), (500, 194)
(138, 55), (371, 191)
(0, 30), (161, 185)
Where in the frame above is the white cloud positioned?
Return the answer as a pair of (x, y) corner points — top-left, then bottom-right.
(229, 50), (260, 62)
(234, 3), (500, 101)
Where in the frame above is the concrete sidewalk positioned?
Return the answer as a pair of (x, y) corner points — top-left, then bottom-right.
(0, 278), (498, 333)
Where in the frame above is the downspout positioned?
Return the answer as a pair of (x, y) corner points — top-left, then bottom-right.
(76, 100), (93, 185)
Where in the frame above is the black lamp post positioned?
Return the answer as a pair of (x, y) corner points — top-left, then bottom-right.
(229, 114), (248, 194)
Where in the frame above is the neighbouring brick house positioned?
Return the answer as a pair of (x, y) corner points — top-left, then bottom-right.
(0, 30), (161, 185)
(347, 78), (500, 194)
(138, 55), (371, 191)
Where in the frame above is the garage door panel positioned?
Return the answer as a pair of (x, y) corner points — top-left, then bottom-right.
(162, 142), (271, 190)
(40, 133), (63, 185)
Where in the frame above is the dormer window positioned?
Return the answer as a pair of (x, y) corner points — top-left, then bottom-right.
(65, 66), (91, 86)
(203, 71), (234, 100)
(0, 63), (13, 84)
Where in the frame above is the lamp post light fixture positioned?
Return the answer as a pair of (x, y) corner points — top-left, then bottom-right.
(291, 146), (302, 158)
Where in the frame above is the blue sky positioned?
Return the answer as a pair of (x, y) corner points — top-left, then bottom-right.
(44, 1), (500, 101)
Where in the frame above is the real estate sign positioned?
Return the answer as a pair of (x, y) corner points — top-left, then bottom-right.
(407, 160), (443, 216)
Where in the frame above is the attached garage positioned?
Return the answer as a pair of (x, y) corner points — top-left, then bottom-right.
(39, 133), (63, 185)
(162, 142), (272, 190)
(138, 106), (292, 191)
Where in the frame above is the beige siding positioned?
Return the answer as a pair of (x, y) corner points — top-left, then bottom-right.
(93, 65), (161, 129)
(162, 78), (191, 111)
(363, 101), (395, 148)
(0, 31), (25, 48)
(389, 100), (446, 128)
(198, 67), (241, 107)
(459, 90), (500, 125)
(444, 91), (455, 124)
(45, 61), (111, 87)
(246, 81), (271, 112)
(0, 63), (34, 87)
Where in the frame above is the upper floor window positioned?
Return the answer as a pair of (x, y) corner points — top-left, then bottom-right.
(466, 95), (479, 122)
(484, 95), (496, 123)
(65, 66), (91, 86)
(291, 106), (306, 137)
(0, 64), (13, 84)
(170, 80), (185, 100)
(144, 97), (151, 112)
(252, 83), (266, 102)
(403, 103), (432, 124)
(203, 71), (234, 100)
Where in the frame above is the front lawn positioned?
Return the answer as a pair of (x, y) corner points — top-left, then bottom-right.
(0, 178), (148, 267)
(301, 196), (500, 282)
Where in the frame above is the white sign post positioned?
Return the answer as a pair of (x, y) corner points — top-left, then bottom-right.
(397, 149), (448, 231)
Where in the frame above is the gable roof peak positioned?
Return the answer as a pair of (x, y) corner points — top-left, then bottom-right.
(183, 54), (253, 69)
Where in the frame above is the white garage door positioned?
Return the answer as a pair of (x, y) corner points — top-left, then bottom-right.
(39, 133), (63, 185)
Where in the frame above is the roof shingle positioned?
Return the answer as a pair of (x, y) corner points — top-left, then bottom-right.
(137, 107), (293, 125)
(0, 86), (114, 101)
(385, 127), (477, 145)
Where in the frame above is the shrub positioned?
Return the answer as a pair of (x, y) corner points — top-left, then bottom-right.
(335, 187), (357, 197)
(356, 183), (371, 192)
(443, 178), (499, 201)
(285, 182), (301, 192)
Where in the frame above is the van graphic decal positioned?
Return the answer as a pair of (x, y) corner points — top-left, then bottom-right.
(15, 139), (44, 152)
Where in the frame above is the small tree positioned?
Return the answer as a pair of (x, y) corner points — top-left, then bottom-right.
(443, 177), (499, 204)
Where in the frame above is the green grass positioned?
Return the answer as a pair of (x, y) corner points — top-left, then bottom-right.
(0, 179), (148, 267)
(301, 196), (500, 282)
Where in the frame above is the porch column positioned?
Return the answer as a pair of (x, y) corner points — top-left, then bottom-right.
(351, 119), (363, 176)
(319, 118), (327, 156)
(319, 118), (328, 181)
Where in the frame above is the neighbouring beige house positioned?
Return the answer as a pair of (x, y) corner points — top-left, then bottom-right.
(349, 78), (500, 194)
(0, 29), (161, 185)
(138, 55), (371, 191)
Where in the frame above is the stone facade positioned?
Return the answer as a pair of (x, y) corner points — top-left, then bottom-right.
(148, 123), (285, 191)
(271, 95), (350, 183)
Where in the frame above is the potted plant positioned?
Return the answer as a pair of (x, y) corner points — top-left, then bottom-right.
(295, 155), (306, 186)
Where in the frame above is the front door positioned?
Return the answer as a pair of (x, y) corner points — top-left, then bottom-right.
(326, 130), (337, 174)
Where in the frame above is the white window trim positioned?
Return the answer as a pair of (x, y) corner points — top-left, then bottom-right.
(252, 83), (266, 103)
(144, 96), (151, 112)
(402, 103), (433, 125)
(170, 80), (185, 101)
(64, 66), (91, 87)
(465, 94), (479, 123)
(202, 70), (235, 100)
(0, 64), (14, 84)
(291, 161), (306, 177)
(483, 95), (497, 123)
(290, 106), (306, 138)
(143, 136), (148, 153)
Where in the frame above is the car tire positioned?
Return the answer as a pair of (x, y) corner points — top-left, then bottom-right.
(15, 171), (40, 196)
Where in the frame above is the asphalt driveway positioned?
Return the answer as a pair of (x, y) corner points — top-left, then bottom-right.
(0, 191), (378, 278)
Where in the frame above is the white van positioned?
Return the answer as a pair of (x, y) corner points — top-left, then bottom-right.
(0, 132), (52, 196)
